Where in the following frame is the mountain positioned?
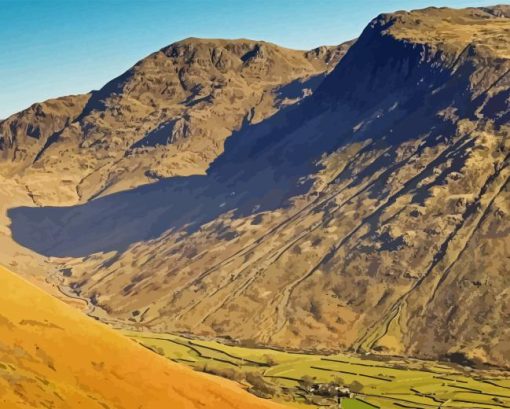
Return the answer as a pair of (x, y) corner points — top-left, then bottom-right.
(0, 39), (351, 205)
(0, 264), (285, 409)
(1, 6), (509, 368)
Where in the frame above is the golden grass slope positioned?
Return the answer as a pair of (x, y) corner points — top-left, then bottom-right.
(0, 265), (284, 409)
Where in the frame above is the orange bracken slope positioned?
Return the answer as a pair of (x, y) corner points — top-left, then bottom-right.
(0, 265), (284, 409)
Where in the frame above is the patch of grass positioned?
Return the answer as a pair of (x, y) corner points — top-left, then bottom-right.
(124, 330), (510, 409)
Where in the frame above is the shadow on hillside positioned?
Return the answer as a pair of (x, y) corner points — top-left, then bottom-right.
(7, 33), (473, 258)
(7, 97), (338, 257)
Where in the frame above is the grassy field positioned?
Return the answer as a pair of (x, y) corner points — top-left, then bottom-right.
(124, 331), (510, 409)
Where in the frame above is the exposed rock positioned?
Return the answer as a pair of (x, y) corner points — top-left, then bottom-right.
(1, 6), (510, 368)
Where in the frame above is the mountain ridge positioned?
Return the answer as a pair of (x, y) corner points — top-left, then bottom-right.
(0, 37), (352, 205)
(1, 5), (509, 368)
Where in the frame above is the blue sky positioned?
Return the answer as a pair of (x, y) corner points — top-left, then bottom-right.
(0, 0), (501, 118)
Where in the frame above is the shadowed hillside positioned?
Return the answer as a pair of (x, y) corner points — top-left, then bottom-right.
(1, 6), (509, 368)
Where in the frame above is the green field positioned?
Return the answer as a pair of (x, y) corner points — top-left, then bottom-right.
(124, 331), (510, 409)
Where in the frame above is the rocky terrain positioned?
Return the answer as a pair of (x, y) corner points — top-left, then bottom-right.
(1, 6), (509, 368)
(0, 39), (350, 205)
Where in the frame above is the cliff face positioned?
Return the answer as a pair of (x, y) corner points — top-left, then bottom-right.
(0, 39), (350, 205)
(2, 7), (510, 367)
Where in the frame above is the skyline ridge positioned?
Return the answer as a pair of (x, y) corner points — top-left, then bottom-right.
(0, 0), (500, 119)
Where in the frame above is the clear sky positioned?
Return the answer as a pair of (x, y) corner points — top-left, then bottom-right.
(0, 0), (501, 119)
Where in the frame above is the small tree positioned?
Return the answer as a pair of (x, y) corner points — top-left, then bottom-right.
(299, 375), (315, 391)
(246, 372), (276, 398)
(262, 354), (276, 366)
(348, 380), (363, 393)
(333, 376), (345, 386)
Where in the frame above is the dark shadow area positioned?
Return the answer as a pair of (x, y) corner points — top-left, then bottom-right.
(274, 73), (326, 103)
(6, 99), (456, 259)
(8, 97), (337, 257)
(130, 120), (177, 149)
(8, 19), (482, 259)
(76, 68), (135, 121)
(9, 79), (383, 258)
(240, 44), (264, 63)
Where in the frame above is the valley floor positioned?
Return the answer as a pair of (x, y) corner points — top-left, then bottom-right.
(125, 330), (510, 409)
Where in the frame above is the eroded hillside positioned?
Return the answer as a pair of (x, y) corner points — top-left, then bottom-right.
(1, 6), (509, 368)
